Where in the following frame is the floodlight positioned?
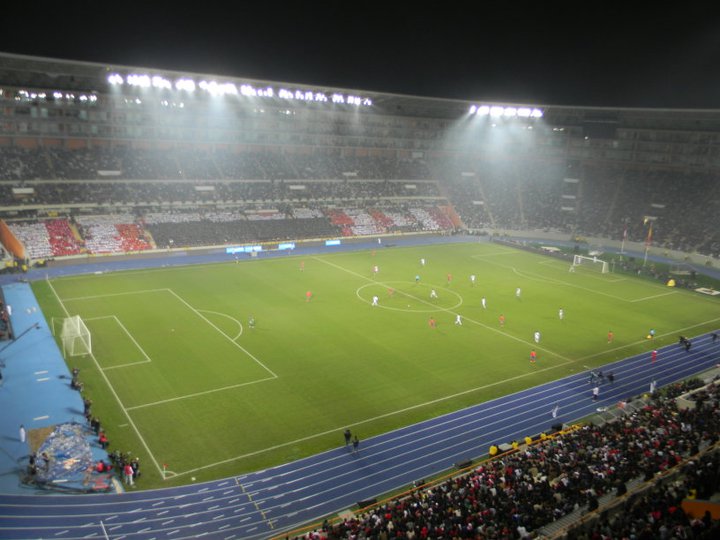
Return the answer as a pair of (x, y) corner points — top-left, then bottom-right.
(107, 74), (124, 85)
(490, 106), (504, 117)
(469, 105), (477, 114)
(531, 108), (543, 118)
(175, 79), (196, 92)
(477, 105), (490, 116)
(503, 107), (517, 117)
(152, 76), (172, 90)
(517, 108), (531, 117)
(127, 74), (151, 88)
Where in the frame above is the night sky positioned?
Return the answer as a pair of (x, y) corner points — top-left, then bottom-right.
(2, 5), (720, 109)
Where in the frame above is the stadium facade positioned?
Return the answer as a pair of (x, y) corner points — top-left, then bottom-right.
(0, 50), (718, 261)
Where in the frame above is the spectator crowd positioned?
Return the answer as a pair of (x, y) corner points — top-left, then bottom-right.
(296, 378), (720, 539)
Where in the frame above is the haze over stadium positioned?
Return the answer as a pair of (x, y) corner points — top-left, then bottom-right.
(0, 6), (719, 540)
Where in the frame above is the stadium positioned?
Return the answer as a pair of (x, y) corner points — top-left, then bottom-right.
(0, 44), (719, 540)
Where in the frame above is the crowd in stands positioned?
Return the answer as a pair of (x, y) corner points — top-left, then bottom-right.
(298, 379), (720, 539)
(0, 147), (433, 183)
(3, 201), (453, 256)
(1, 146), (718, 258)
(442, 159), (720, 258)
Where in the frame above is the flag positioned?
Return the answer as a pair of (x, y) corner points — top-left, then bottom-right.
(551, 404), (559, 418)
(645, 223), (653, 247)
(622, 225), (628, 241)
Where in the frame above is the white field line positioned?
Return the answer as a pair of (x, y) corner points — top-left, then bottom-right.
(100, 316), (153, 371)
(514, 261), (720, 306)
(506, 265), (631, 301)
(313, 255), (574, 363)
(536, 259), (627, 283)
(2, 343), (709, 522)
(472, 254), (630, 300)
(154, 356), (696, 530)
(46, 278), (165, 478)
(468, 250), (521, 257)
(576, 316), (720, 363)
(165, 289), (278, 380)
(6, 343), (716, 521)
(42, 255), (717, 481)
(61, 288), (171, 302)
(164, 356), (576, 478)
(102, 360), (152, 371)
(198, 309), (244, 341)
(126, 376), (278, 411)
(630, 291), (679, 302)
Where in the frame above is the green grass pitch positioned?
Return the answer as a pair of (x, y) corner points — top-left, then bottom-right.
(31, 242), (720, 489)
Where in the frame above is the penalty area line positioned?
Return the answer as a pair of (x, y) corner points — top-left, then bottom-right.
(126, 376), (277, 411)
(165, 289), (277, 379)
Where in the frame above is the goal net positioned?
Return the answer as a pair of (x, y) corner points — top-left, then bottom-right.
(59, 316), (92, 357)
(572, 254), (610, 274)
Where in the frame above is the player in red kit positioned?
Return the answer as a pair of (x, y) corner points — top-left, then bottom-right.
(306, 290), (312, 302)
(428, 317), (437, 329)
(530, 350), (537, 364)
(651, 349), (657, 363)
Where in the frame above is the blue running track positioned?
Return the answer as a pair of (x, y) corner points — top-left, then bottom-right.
(0, 331), (718, 539)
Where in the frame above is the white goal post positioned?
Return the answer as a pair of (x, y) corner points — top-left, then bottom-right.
(572, 254), (610, 274)
(57, 316), (92, 357)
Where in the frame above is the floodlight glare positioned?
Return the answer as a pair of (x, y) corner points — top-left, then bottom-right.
(490, 106), (504, 117)
(152, 76), (172, 90)
(503, 107), (517, 117)
(469, 105), (477, 114)
(127, 74), (151, 88)
(517, 108), (531, 117)
(107, 74), (124, 85)
(175, 79), (196, 92)
(477, 105), (490, 116)
(531, 108), (543, 118)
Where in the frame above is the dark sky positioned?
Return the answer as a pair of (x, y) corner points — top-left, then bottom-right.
(3, 5), (720, 109)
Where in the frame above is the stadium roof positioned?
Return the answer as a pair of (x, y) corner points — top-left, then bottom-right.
(4, 52), (720, 132)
